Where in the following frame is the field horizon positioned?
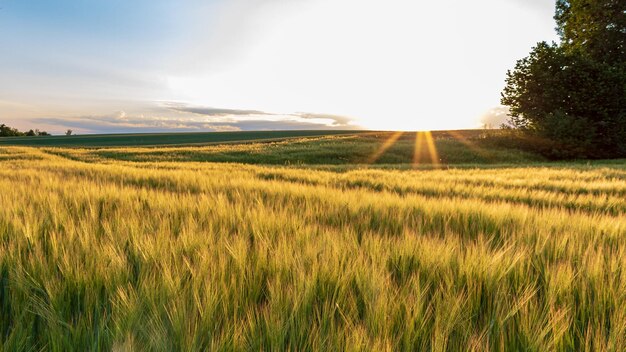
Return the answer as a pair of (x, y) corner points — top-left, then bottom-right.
(1, 130), (543, 165)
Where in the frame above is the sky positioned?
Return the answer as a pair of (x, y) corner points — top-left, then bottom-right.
(0, 0), (559, 134)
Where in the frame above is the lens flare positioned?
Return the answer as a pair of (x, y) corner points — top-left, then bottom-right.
(368, 132), (404, 163)
(413, 131), (440, 167)
(447, 130), (489, 159)
(423, 131), (440, 168)
(413, 131), (424, 166)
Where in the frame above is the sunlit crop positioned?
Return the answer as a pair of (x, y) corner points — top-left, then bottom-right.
(1, 143), (625, 351)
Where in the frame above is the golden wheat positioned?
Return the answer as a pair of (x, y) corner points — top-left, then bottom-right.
(0, 146), (625, 351)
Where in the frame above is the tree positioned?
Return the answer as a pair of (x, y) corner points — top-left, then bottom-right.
(501, 0), (626, 159)
(0, 124), (24, 137)
(65, 129), (73, 136)
(0, 124), (50, 137)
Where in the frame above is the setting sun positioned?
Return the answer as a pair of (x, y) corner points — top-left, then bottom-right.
(1, 0), (557, 133)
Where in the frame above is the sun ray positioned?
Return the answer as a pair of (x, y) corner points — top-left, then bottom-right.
(368, 131), (404, 163)
(413, 131), (425, 167)
(423, 131), (440, 168)
(447, 130), (490, 158)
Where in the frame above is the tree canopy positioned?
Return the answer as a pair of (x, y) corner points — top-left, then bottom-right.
(502, 0), (625, 159)
(555, 0), (626, 64)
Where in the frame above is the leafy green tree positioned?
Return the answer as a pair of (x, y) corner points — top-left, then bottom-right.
(502, 0), (626, 158)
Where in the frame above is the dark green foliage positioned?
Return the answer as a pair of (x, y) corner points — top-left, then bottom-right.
(26, 129), (51, 137)
(0, 124), (50, 137)
(0, 130), (360, 147)
(502, 0), (626, 159)
(0, 124), (24, 137)
(555, 0), (626, 65)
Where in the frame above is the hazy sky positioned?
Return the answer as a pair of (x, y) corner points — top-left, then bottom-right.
(0, 0), (558, 134)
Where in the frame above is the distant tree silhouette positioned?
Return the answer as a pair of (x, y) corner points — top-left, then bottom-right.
(0, 124), (24, 137)
(65, 129), (73, 136)
(502, 0), (625, 159)
(0, 124), (50, 137)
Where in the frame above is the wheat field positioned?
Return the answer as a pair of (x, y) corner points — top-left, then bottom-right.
(1, 144), (625, 351)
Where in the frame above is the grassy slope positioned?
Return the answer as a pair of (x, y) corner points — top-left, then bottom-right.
(1, 138), (625, 350)
(30, 131), (545, 165)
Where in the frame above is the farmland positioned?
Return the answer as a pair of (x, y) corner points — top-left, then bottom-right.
(1, 132), (625, 351)
(2, 130), (543, 165)
(0, 130), (362, 148)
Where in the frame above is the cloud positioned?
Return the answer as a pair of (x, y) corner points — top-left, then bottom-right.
(30, 103), (360, 135)
(480, 106), (511, 128)
(164, 102), (271, 117)
(162, 101), (358, 127)
(221, 119), (355, 131)
(31, 115), (237, 134)
(31, 116), (354, 134)
(295, 112), (354, 126)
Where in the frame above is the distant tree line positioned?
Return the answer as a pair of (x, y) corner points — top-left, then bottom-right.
(0, 123), (50, 137)
(501, 0), (625, 159)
